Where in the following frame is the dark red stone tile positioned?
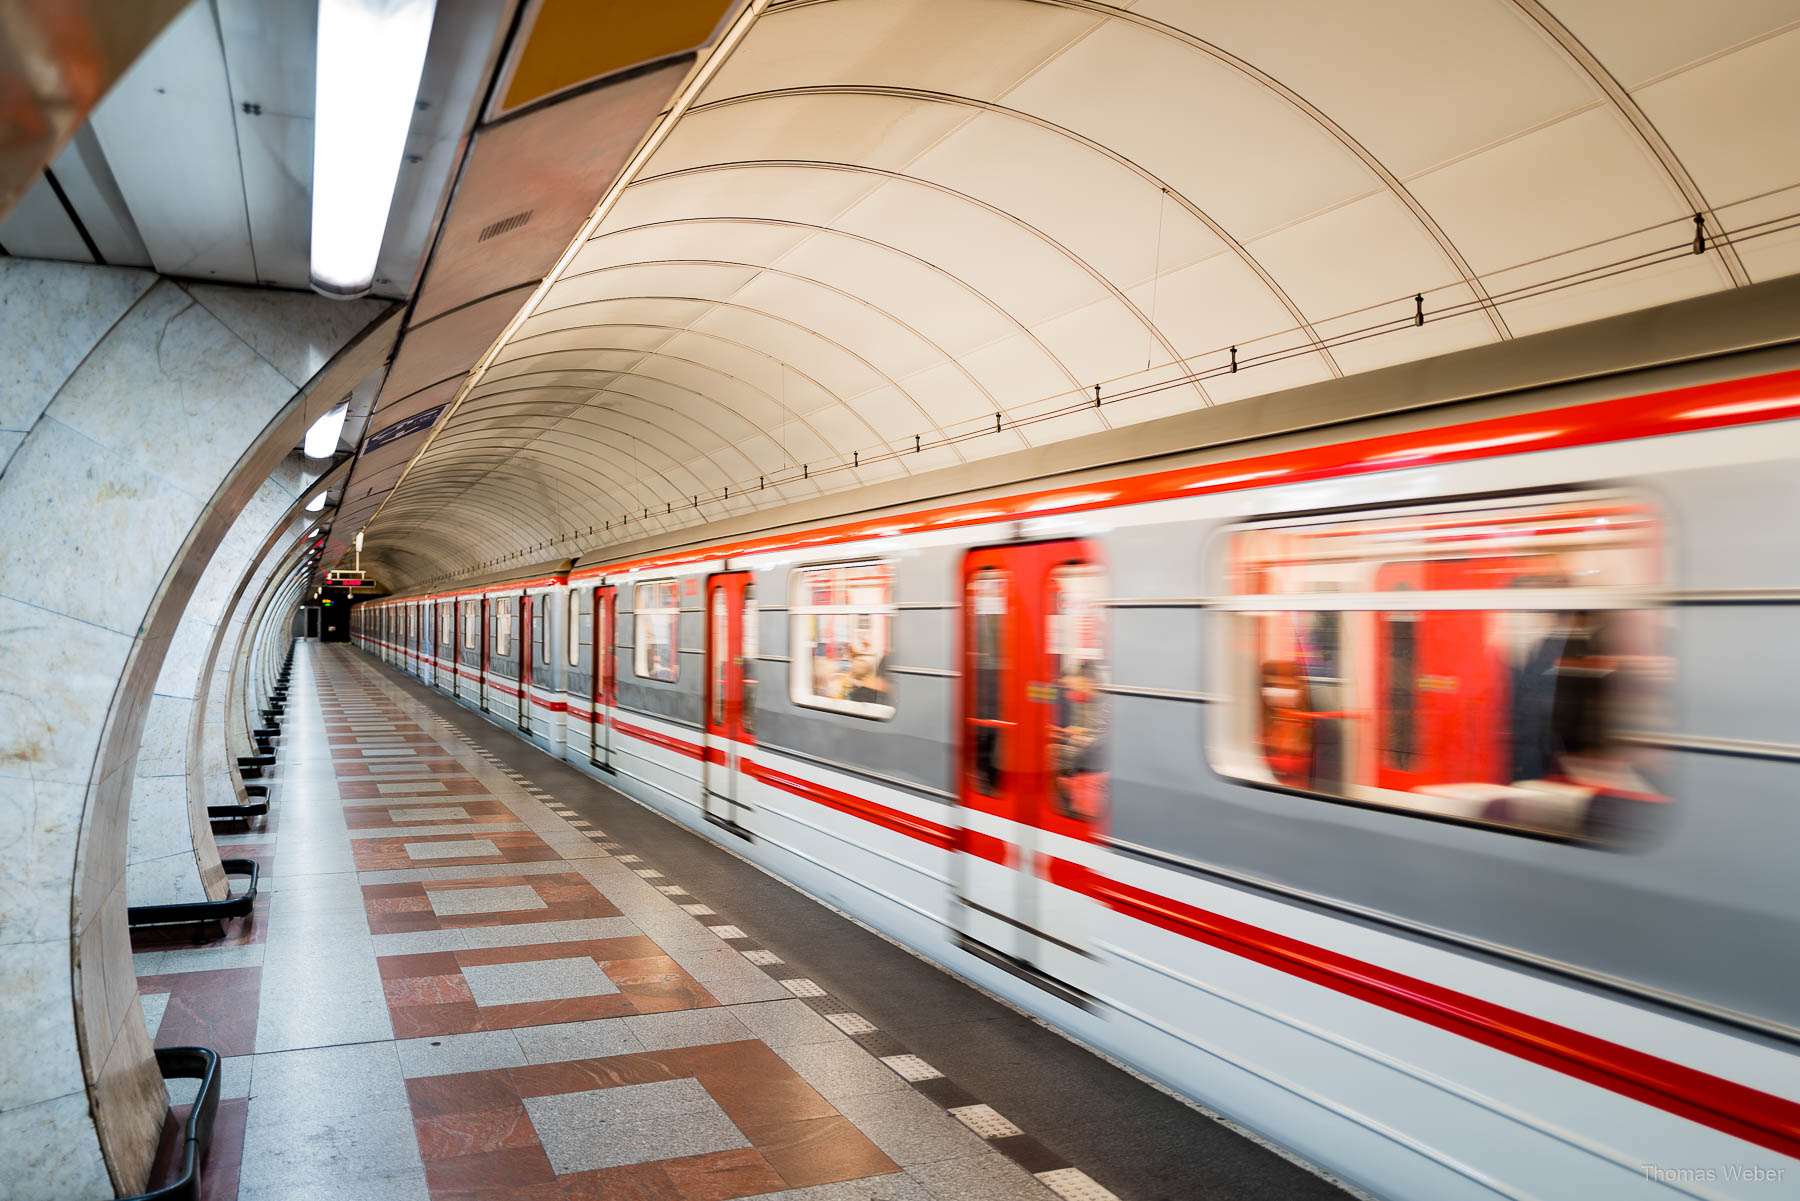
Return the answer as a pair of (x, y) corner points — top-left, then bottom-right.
(390, 999), (485, 1038)
(413, 1103), (538, 1160)
(378, 951), (463, 980)
(558, 1163), (681, 1201)
(479, 993), (636, 1030)
(509, 1053), (684, 1099)
(383, 973), (474, 1007)
(406, 1069), (521, 1118)
(424, 1145), (556, 1192)
(745, 1115), (898, 1190)
(662, 1147), (786, 1201)
(139, 968), (261, 1058)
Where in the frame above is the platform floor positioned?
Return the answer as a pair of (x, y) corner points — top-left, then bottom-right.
(139, 642), (1351, 1201)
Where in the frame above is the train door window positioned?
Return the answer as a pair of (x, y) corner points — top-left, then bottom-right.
(568, 590), (581, 665)
(968, 568), (1006, 796)
(533, 596), (548, 668)
(710, 586), (728, 726)
(495, 602), (511, 658)
(1210, 492), (1669, 843)
(742, 581), (757, 737)
(635, 580), (680, 682)
(1049, 563), (1108, 820)
(464, 608), (476, 650)
(789, 561), (895, 719)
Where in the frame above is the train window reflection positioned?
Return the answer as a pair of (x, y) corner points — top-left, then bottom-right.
(1049, 563), (1108, 820)
(969, 569), (1006, 797)
(790, 562), (895, 720)
(634, 580), (680, 683)
(742, 581), (757, 737)
(1212, 493), (1669, 843)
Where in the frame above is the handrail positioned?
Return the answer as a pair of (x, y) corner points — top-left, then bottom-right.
(126, 859), (259, 926)
(122, 1047), (221, 1201)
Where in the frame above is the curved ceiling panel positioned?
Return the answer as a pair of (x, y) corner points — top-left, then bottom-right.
(356, 0), (1800, 589)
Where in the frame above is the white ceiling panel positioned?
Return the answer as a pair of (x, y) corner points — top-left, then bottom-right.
(356, 0), (1800, 591)
(653, 93), (972, 178)
(1633, 26), (1800, 224)
(1002, 18), (1379, 240)
(705, 0), (1101, 104)
(1543, 0), (1800, 88)
(1137, 0), (1597, 179)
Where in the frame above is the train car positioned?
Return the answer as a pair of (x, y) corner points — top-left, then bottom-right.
(353, 354), (1800, 1201)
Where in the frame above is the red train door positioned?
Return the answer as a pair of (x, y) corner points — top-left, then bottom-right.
(955, 540), (1106, 1002)
(702, 572), (755, 838)
(518, 592), (534, 732)
(591, 585), (617, 770)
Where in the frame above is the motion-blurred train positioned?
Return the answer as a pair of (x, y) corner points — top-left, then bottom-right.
(353, 351), (1800, 1200)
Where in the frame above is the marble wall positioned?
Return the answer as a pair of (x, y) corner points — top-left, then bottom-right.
(0, 258), (397, 1196)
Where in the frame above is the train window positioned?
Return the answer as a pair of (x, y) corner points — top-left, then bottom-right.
(742, 580), (758, 737)
(1209, 493), (1669, 843)
(969, 569), (1006, 795)
(441, 606), (452, 646)
(634, 579), (680, 682)
(464, 609), (476, 650)
(789, 561), (895, 720)
(1049, 563), (1108, 820)
(568, 590), (581, 666)
(495, 603), (511, 658)
(532, 599), (546, 666)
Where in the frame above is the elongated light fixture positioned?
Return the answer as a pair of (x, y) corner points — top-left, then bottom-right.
(304, 404), (349, 459)
(310, 0), (437, 297)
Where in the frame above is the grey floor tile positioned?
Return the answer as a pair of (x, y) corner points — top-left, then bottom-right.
(255, 955), (393, 1052)
(832, 1090), (994, 1166)
(219, 1054), (253, 1100)
(523, 1079), (748, 1173)
(461, 956), (618, 1006)
(395, 1030), (527, 1079)
(387, 806), (470, 822)
(426, 884), (546, 916)
(249, 1041), (410, 1119)
(775, 1040), (910, 1105)
(402, 838), (500, 860)
(513, 1017), (646, 1064)
(624, 1008), (754, 1051)
(237, 1108), (428, 1201)
(456, 916), (639, 949)
(355, 821), (528, 840)
(370, 929), (467, 956)
(139, 993), (171, 1040)
(153, 944), (267, 974)
(726, 1000), (851, 1049)
(906, 1152), (1058, 1201)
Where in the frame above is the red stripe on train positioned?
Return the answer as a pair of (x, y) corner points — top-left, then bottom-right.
(739, 758), (958, 851)
(1044, 857), (1800, 1160)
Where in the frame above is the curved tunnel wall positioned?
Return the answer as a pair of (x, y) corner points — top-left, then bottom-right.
(125, 461), (315, 910)
(0, 257), (394, 1196)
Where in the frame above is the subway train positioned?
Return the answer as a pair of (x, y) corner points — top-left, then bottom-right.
(351, 352), (1800, 1201)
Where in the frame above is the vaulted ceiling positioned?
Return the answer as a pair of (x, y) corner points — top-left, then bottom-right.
(338, 0), (1800, 588)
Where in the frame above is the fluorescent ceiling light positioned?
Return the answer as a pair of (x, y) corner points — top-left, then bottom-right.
(310, 0), (437, 297)
(304, 404), (349, 458)
(306, 492), (328, 512)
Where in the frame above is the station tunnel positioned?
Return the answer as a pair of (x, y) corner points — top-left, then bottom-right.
(3, 2), (1799, 1199)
